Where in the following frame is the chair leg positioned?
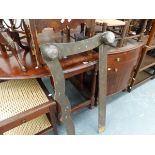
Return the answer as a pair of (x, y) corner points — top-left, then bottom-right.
(58, 97), (75, 135)
(138, 20), (148, 41)
(90, 65), (98, 108)
(151, 67), (155, 79)
(117, 20), (131, 47)
(79, 74), (84, 90)
(49, 106), (58, 135)
(0, 44), (8, 57)
(50, 76), (54, 87)
(56, 103), (62, 125)
(102, 23), (107, 32)
(98, 45), (107, 133)
(42, 50), (75, 135)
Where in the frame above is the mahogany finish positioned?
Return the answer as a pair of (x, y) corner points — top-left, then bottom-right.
(0, 19), (148, 135)
(33, 19), (95, 35)
(0, 19), (144, 106)
(0, 39), (143, 96)
(107, 44), (143, 95)
(29, 19), (95, 66)
(0, 49), (98, 79)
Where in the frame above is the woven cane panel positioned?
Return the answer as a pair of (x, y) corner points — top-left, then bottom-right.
(96, 19), (125, 26)
(0, 79), (49, 121)
(4, 114), (51, 135)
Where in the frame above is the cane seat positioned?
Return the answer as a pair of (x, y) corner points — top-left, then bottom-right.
(0, 79), (57, 135)
(95, 19), (125, 26)
(3, 115), (51, 135)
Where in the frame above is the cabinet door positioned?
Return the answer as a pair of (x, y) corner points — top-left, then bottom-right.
(107, 47), (141, 96)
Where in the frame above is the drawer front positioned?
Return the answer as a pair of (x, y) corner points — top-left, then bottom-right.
(108, 48), (141, 65)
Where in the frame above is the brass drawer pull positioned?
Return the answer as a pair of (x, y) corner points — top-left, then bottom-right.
(116, 58), (120, 62)
(107, 68), (111, 71)
(114, 68), (118, 72)
(21, 119), (26, 124)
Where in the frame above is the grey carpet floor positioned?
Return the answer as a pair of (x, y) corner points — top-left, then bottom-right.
(42, 77), (155, 135)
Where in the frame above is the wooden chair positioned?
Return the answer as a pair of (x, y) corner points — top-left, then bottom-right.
(29, 19), (95, 67)
(0, 21), (28, 72)
(39, 28), (115, 134)
(0, 32), (57, 135)
(0, 19), (37, 73)
(0, 78), (57, 135)
(29, 19), (98, 113)
(95, 19), (148, 47)
(1, 19), (31, 52)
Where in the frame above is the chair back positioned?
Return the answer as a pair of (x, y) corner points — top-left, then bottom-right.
(28, 19), (96, 66)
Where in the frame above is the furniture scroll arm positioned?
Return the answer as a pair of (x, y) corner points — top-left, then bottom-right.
(40, 31), (115, 134)
(40, 45), (75, 135)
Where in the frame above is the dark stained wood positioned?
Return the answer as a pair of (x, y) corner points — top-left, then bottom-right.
(0, 20), (146, 117)
(33, 19), (95, 36)
(71, 100), (91, 113)
(0, 19), (96, 80)
(1, 19), (149, 135)
(83, 42), (144, 96)
(29, 19), (95, 65)
(107, 49), (142, 96)
(0, 43), (143, 79)
(0, 50), (98, 79)
(0, 101), (53, 133)
(0, 40), (144, 97)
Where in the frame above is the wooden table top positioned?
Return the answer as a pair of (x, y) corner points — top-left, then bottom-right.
(0, 39), (143, 80)
(0, 49), (50, 80)
(0, 49), (98, 80)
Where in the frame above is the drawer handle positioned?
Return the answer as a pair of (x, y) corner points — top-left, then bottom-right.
(116, 58), (120, 62)
(107, 68), (111, 71)
(21, 119), (26, 124)
(114, 68), (118, 72)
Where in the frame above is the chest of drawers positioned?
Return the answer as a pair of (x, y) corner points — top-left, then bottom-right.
(107, 44), (143, 95)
